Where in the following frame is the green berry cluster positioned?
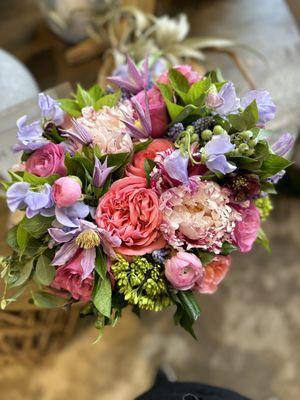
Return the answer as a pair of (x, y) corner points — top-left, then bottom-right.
(111, 257), (172, 312)
(201, 124), (226, 142)
(230, 130), (258, 157)
(255, 196), (273, 222)
(175, 126), (199, 149)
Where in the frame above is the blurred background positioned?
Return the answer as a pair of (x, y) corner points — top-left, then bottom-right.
(0, 1), (299, 399)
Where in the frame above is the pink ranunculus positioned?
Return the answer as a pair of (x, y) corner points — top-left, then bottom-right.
(95, 176), (165, 255)
(233, 203), (261, 252)
(157, 64), (201, 86)
(126, 139), (174, 178)
(165, 251), (203, 291)
(53, 176), (82, 208)
(196, 255), (232, 294)
(132, 87), (169, 138)
(52, 251), (93, 302)
(26, 143), (66, 177)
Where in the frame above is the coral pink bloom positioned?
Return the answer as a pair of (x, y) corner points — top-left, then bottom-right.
(157, 64), (201, 86)
(126, 139), (174, 178)
(197, 255), (232, 294)
(96, 176), (165, 255)
(26, 143), (66, 177)
(233, 203), (261, 252)
(132, 87), (169, 138)
(53, 177), (82, 208)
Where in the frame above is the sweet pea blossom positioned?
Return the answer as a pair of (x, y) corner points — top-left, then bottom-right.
(241, 90), (276, 126)
(201, 132), (236, 174)
(205, 82), (240, 115)
(38, 93), (65, 125)
(271, 132), (295, 156)
(12, 115), (48, 153)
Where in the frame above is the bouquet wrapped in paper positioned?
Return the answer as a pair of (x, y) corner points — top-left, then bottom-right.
(0, 57), (294, 338)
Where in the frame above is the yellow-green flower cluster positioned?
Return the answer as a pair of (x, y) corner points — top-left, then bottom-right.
(255, 196), (273, 222)
(111, 256), (172, 312)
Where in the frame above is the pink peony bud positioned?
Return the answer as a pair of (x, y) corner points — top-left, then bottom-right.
(196, 255), (231, 294)
(53, 176), (82, 208)
(165, 251), (203, 291)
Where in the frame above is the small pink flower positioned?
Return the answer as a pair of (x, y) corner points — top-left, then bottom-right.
(26, 143), (66, 177)
(165, 251), (203, 291)
(197, 255), (231, 294)
(132, 87), (169, 138)
(52, 251), (93, 302)
(157, 64), (201, 86)
(53, 176), (82, 208)
(233, 203), (261, 252)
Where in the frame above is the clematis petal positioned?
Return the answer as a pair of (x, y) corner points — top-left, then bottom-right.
(81, 248), (96, 279)
(52, 241), (78, 266)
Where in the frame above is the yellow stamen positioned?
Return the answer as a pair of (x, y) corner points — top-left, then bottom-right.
(76, 230), (100, 249)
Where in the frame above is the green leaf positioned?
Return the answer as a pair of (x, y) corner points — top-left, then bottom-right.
(103, 152), (129, 169)
(177, 290), (201, 322)
(242, 100), (258, 129)
(16, 222), (29, 258)
(260, 154), (292, 178)
(94, 91), (121, 110)
(157, 83), (185, 121)
(256, 228), (270, 252)
(95, 249), (107, 280)
(10, 259), (33, 287)
(7, 225), (19, 251)
(261, 181), (277, 194)
(23, 171), (59, 186)
(23, 215), (53, 239)
(168, 68), (190, 93)
(32, 291), (69, 308)
(228, 114), (247, 131)
(173, 302), (197, 339)
(206, 69), (225, 83)
(76, 84), (94, 108)
(221, 242), (238, 255)
(194, 250), (214, 265)
(88, 84), (104, 102)
(171, 104), (200, 124)
(144, 158), (156, 186)
(134, 139), (152, 153)
(0, 178), (10, 191)
(93, 275), (112, 318)
(35, 255), (55, 286)
(59, 99), (81, 117)
(187, 77), (211, 104)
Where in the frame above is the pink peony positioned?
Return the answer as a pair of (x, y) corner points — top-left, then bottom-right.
(157, 64), (201, 86)
(95, 176), (165, 255)
(52, 251), (93, 302)
(126, 139), (174, 178)
(26, 143), (66, 177)
(132, 87), (169, 138)
(197, 255), (232, 294)
(165, 251), (203, 290)
(53, 176), (82, 208)
(77, 102), (133, 154)
(233, 203), (261, 252)
(159, 177), (241, 253)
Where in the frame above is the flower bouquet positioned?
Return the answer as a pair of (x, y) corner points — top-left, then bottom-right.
(0, 57), (293, 338)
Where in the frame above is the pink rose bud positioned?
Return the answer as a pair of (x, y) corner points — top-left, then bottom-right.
(165, 252), (203, 291)
(196, 255), (231, 294)
(53, 176), (82, 208)
(26, 143), (66, 177)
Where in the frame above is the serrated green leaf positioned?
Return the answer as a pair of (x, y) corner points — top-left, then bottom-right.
(94, 91), (121, 110)
(187, 77), (211, 104)
(93, 275), (112, 318)
(88, 84), (104, 102)
(23, 215), (53, 239)
(260, 154), (292, 178)
(35, 255), (55, 286)
(32, 291), (69, 308)
(76, 84), (94, 108)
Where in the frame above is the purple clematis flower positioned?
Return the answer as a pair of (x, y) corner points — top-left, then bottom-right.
(241, 90), (276, 126)
(206, 82), (240, 116)
(108, 56), (149, 94)
(163, 150), (189, 184)
(55, 202), (90, 228)
(93, 157), (114, 188)
(38, 93), (65, 126)
(201, 132), (236, 174)
(122, 91), (152, 139)
(271, 132), (295, 156)
(12, 115), (48, 153)
(61, 119), (92, 146)
(49, 219), (121, 279)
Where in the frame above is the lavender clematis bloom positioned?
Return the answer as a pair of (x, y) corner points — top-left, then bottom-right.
(209, 82), (240, 115)
(38, 93), (65, 125)
(50, 219), (121, 279)
(6, 182), (30, 212)
(201, 132), (236, 175)
(25, 184), (55, 218)
(93, 157), (114, 188)
(122, 91), (152, 139)
(108, 56), (149, 94)
(55, 202), (90, 228)
(271, 132), (295, 156)
(61, 119), (92, 146)
(164, 150), (189, 184)
(241, 90), (276, 126)
(12, 115), (48, 153)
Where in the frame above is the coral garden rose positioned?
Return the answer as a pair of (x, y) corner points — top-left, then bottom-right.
(233, 203), (260, 252)
(132, 87), (169, 138)
(165, 251), (204, 291)
(52, 251), (93, 302)
(197, 255), (232, 294)
(95, 176), (165, 255)
(157, 64), (201, 86)
(126, 139), (174, 178)
(159, 177), (241, 253)
(77, 103), (133, 154)
(26, 142), (66, 177)
(53, 176), (82, 208)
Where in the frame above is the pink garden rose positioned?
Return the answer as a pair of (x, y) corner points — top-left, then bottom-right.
(96, 176), (165, 255)
(52, 251), (93, 302)
(233, 203), (261, 252)
(126, 139), (174, 178)
(165, 251), (203, 290)
(132, 87), (169, 138)
(157, 64), (201, 86)
(197, 255), (231, 294)
(26, 143), (66, 177)
(53, 176), (82, 208)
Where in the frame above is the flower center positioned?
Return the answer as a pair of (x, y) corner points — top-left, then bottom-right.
(76, 230), (100, 249)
